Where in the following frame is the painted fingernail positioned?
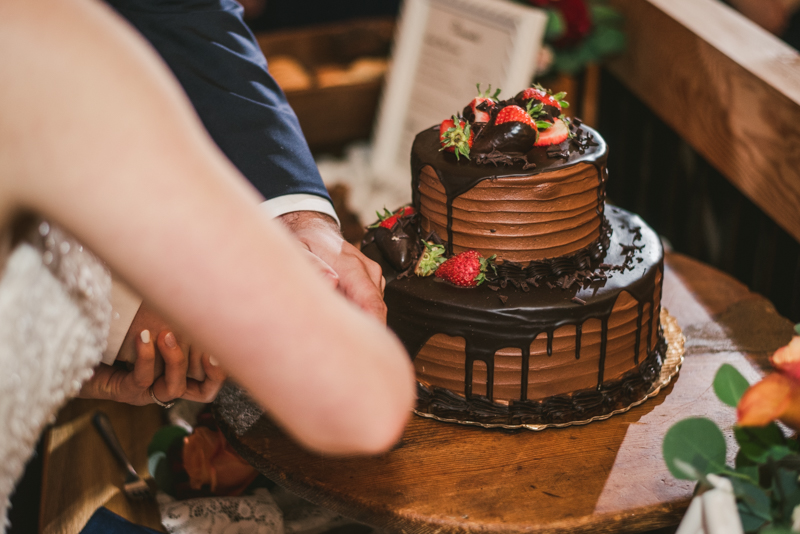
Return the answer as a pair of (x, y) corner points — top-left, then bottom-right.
(209, 356), (219, 366)
(140, 330), (151, 344)
(164, 332), (177, 349)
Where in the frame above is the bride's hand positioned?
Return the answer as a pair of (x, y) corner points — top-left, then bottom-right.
(78, 329), (227, 405)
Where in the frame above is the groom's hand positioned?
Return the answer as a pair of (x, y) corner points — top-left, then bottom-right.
(278, 211), (387, 323)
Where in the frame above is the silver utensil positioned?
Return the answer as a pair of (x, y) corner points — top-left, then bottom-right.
(92, 411), (152, 500)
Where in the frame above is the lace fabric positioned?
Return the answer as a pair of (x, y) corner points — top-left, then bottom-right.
(158, 488), (284, 534)
(0, 218), (111, 530)
(157, 486), (357, 534)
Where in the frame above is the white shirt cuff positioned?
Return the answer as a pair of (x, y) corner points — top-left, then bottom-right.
(259, 194), (340, 226)
(102, 277), (142, 365)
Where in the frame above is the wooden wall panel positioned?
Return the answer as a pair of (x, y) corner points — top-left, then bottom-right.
(606, 0), (800, 243)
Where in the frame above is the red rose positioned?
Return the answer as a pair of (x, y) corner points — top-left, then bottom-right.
(553, 0), (593, 47)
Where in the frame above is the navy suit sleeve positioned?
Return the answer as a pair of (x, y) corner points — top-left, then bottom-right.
(106, 0), (331, 204)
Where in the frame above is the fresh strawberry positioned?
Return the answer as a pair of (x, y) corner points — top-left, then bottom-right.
(534, 118), (570, 147)
(370, 206), (416, 229)
(414, 241), (446, 277)
(439, 115), (473, 161)
(494, 105), (536, 129)
(394, 206), (415, 218)
(434, 250), (495, 287)
(518, 84), (570, 112)
(469, 83), (501, 123)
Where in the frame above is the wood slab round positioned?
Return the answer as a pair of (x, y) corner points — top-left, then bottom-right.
(214, 253), (793, 534)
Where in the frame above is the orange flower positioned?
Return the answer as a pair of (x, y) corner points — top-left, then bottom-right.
(738, 336), (800, 431)
(770, 336), (800, 381)
(182, 426), (258, 495)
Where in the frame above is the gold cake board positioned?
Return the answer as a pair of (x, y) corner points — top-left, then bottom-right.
(414, 308), (685, 430)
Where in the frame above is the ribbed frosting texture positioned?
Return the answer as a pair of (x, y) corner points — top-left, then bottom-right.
(418, 163), (603, 262)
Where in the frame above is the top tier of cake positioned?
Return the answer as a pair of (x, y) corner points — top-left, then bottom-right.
(411, 123), (608, 264)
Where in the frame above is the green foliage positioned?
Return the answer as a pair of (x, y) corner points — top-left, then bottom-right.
(663, 363), (800, 533)
(525, 0), (626, 75)
(147, 424), (188, 457)
(147, 425), (188, 497)
(735, 424), (792, 464)
(772, 467), (800, 526)
(714, 363), (751, 407)
(551, 24), (626, 75)
(730, 476), (771, 532)
(794, 323), (800, 336)
(544, 9), (566, 41)
(590, 3), (623, 25)
(663, 418), (727, 480)
(759, 527), (795, 534)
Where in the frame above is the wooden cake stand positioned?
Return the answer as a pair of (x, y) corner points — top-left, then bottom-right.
(214, 252), (794, 534)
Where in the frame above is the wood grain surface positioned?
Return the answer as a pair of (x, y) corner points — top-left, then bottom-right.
(606, 0), (800, 243)
(214, 252), (794, 534)
(40, 400), (166, 534)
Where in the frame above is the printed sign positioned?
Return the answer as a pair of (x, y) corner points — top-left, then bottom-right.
(371, 0), (548, 181)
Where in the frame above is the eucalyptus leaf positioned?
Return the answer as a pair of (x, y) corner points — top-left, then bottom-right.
(673, 458), (703, 481)
(735, 424), (790, 464)
(730, 476), (771, 513)
(663, 418), (727, 480)
(773, 467), (800, 525)
(733, 463), (760, 484)
(794, 323), (800, 336)
(714, 364), (751, 407)
(737, 503), (767, 534)
(732, 479), (771, 533)
(736, 448), (759, 469)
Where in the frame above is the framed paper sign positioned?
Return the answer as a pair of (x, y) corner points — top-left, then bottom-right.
(370, 0), (548, 182)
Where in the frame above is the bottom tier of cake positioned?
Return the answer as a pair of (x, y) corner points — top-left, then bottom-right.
(364, 207), (666, 426)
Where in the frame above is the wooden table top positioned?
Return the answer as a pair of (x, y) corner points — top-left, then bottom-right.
(214, 252), (795, 534)
(40, 400), (166, 534)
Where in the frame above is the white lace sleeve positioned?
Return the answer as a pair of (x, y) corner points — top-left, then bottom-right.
(0, 218), (111, 528)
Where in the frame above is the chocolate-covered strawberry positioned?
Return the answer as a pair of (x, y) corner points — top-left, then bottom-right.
(370, 206), (416, 230)
(374, 226), (419, 274)
(435, 250), (495, 287)
(515, 84), (569, 121)
(439, 115), (473, 161)
(463, 83), (501, 123)
(472, 104), (538, 154)
(534, 118), (570, 147)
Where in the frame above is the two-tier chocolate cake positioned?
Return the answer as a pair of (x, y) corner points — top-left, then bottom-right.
(362, 84), (666, 426)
